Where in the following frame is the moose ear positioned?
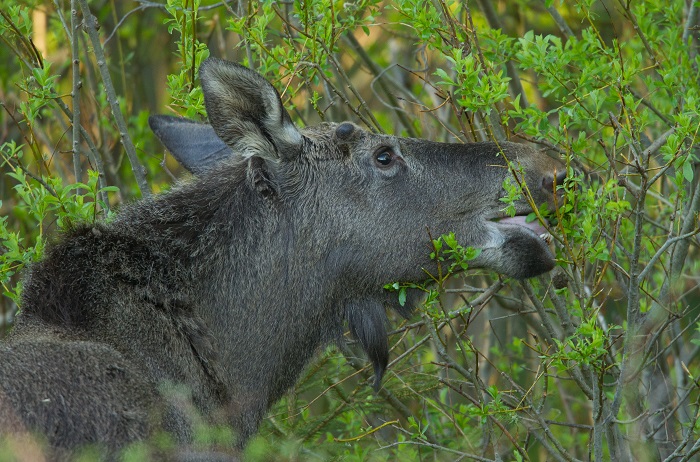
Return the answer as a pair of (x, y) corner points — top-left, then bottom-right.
(149, 115), (234, 174)
(199, 58), (303, 161)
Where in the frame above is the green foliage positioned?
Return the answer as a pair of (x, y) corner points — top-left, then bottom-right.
(434, 48), (511, 115)
(18, 63), (60, 123)
(429, 231), (481, 275)
(385, 232), (480, 314)
(164, 0), (209, 118)
(550, 308), (619, 373)
(500, 173), (523, 217)
(0, 141), (116, 305)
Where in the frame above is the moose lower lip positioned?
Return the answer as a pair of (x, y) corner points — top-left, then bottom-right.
(493, 215), (549, 237)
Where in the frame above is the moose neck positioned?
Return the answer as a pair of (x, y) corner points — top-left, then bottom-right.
(204, 209), (345, 399)
(96, 168), (377, 443)
(154, 175), (352, 419)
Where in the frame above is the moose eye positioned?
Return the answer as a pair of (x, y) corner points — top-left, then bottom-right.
(374, 147), (396, 168)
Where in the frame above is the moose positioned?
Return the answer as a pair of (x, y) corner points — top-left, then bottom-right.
(0, 58), (564, 458)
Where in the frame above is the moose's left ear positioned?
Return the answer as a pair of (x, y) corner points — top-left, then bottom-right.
(149, 115), (233, 174)
(199, 58), (303, 161)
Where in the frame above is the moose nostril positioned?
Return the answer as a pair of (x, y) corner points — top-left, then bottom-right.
(542, 170), (568, 193)
(555, 170), (567, 185)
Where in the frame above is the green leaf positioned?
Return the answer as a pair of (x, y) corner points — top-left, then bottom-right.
(683, 160), (694, 182)
(398, 287), (407, 307)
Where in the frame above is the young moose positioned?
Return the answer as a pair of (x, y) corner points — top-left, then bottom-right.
(0, 58), (564, 457)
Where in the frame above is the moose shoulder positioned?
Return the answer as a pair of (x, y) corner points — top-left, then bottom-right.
(0, 58), (564, 457)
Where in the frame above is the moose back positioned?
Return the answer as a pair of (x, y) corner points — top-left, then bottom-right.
(0, 58), (564, 457)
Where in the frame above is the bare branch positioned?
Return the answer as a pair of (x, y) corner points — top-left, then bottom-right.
(70, 0), (82, 187)
(77, 0), (151, 196)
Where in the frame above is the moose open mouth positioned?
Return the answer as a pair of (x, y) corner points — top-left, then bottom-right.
(493, 215), (553, 245)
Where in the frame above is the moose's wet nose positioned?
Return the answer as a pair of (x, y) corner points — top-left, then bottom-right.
(542, 170), (568, 194)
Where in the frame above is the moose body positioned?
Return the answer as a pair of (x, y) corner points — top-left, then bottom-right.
(0, 59), (563, 458)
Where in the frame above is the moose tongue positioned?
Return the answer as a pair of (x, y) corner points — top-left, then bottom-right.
(497, 216), (548, 236)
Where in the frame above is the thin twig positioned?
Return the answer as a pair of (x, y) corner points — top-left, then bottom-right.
(542, 1), (575, 38)
(638, 229), (700, 281)
(520, 280), (594, 400)
(77, 0), (151, 196)
(70, 0), (82, 187)
(682, 1), (700, 61)
(343, 33), (417, 137)
(336, 341), (439, 445)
